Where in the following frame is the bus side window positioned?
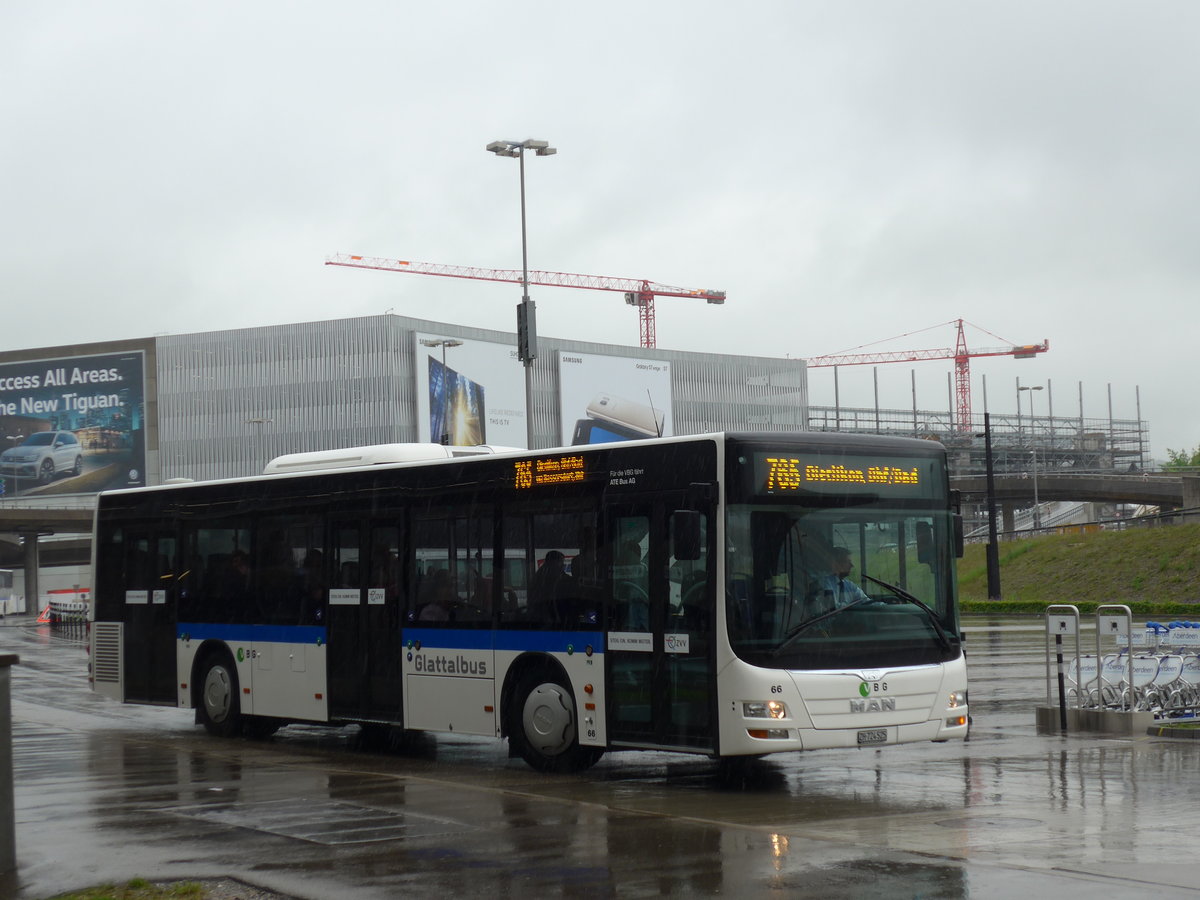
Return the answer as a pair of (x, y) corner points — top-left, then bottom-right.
(499, 509), (592, 629)
(611, 516), (649, 632)
(531, 511), (590, 628)
(498, 515), (529, 623)
(455, 511), (493, 623)
(412, 515), (452, 622)
(670, 512), (708, 631)
(189, 525), (252, 624)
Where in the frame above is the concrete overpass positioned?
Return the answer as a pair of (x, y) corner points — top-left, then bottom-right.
(0, 504), (94, 604)
(951, 472), (1199, 508)
(951, 472), (1200, 534)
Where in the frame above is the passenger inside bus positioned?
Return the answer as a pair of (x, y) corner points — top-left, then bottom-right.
(214, 550), (253, 620)
(529, 550), (574, 624)
(418, 569), (453, 621)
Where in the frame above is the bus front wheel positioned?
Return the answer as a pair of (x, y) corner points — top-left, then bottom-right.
(509, 671), (603, 773)
(198, 655), (242, 738)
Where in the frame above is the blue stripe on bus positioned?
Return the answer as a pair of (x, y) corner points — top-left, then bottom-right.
(177, 623), (327, 644)
(176, 623), (604, 653)
(403, 627), (605, 653)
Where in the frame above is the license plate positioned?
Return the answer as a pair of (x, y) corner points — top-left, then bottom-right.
(856, 729), (887, 745)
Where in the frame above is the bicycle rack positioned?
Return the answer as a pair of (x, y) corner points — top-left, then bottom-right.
(1039, 603), (1157, 734)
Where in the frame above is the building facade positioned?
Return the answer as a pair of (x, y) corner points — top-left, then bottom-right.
(154, 313), (808, 483)
(0, 313), (809, 594)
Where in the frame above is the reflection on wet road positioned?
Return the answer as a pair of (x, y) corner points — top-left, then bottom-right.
(5, 617), (1200, 898)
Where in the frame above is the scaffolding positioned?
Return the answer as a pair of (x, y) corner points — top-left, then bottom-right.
(807, 405), (1147, 477)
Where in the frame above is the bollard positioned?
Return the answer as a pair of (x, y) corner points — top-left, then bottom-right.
(1054, 633), (1068, 731)
(0, 654), (18, 874)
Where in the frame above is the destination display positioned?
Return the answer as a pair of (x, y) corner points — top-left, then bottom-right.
(514, 454), (588, 489)
(753, 451), (941, 499)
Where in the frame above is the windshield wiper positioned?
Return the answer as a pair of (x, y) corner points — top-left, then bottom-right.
(770, 595), (876, 657)
(859, 574), (956, 651)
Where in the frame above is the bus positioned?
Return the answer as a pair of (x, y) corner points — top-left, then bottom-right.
(89, 432), (968, 771)
(0, 569), (12, 615)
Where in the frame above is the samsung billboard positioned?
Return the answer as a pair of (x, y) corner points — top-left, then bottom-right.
(558, 350), (673, 445)
(0, 351), (146, 498)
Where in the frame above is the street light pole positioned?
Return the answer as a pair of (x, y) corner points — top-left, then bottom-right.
(1018, 385), (1044, 531)
(980, 413), (1001, 599)
(487, 138), (556, 450)
(419, 338), (463, 445)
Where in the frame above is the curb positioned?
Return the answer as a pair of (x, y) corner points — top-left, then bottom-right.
(1147, 719), (1200, 740)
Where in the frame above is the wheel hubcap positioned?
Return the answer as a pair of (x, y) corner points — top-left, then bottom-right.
(522, 682), (575, 756)
(203, 666), (232, 723)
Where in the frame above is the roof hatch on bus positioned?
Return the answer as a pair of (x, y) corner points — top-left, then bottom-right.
(262, 443), (520, 475)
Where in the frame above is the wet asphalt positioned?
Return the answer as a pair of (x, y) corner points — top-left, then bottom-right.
(3, 616), (1200, 899)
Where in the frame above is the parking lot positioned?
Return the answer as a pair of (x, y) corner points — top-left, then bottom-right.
(3, 616), (1200, 899)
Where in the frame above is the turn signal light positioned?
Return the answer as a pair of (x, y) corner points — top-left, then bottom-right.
(747, 728), (789, 739)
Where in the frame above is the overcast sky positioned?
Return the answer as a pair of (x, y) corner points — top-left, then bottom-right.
(5, 2), (1196, 459)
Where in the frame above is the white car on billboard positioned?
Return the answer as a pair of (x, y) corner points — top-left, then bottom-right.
(0, 431), (84, 484)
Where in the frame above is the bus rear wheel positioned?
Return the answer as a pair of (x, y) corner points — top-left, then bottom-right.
(198, 655), (242, 737)
(509, 671), (603, 773)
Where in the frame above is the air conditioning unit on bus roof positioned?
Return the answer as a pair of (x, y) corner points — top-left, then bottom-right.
(262, 443), (522, 475)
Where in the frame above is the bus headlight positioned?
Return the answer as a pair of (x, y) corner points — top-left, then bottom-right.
(947, 690), (967, 709)
(743, 700), (787, 719)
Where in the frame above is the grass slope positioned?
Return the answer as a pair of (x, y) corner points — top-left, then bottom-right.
(958, 522), (1200, 615)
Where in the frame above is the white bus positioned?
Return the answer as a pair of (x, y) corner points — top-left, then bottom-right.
(90, 432), (968, 771)
(0, 570), (12, 615)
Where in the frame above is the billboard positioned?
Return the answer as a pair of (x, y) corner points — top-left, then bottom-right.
(414, 334), (528, 448)
(0, 351), (146, 498)
(558, 351), (673, 446)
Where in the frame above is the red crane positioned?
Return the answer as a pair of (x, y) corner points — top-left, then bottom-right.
(805, 319), (1049, 433)
(325, 253), (726, 349)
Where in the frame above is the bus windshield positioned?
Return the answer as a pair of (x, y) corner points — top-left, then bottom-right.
(725, 505), (961, 670)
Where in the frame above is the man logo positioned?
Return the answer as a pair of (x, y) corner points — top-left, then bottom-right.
(850, 698), (896, 713)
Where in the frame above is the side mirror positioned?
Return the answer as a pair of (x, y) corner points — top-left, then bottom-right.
(672, 510), (703, 561)
(953, 514), (965, 559)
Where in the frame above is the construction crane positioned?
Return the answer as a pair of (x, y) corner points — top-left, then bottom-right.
(805, 319), (1049, 433)
(325, 253), (726, 349)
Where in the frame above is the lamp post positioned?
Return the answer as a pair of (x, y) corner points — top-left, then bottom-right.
(976, 413), (1002, 599)
(486, 138), (557, 450)
(1018, 385), (1044, 531)
(420, 338), (463, 445)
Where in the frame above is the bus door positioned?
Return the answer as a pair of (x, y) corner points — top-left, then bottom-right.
(605, 496), (715, 752)
(121, 525), (178, 704)
(327, 520), (405, 721)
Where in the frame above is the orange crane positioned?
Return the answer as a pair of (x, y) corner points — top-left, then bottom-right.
(805, 319), (1048, 433)
(325, 253), (726, 349)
